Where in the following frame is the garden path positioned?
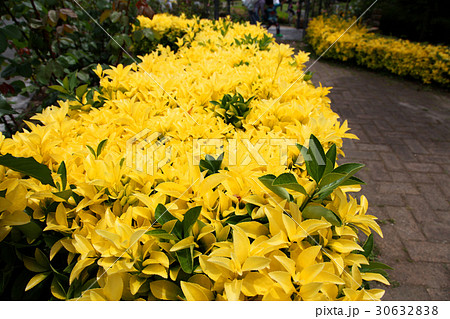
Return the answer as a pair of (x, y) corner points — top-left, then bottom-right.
(307, 59), (450, 300)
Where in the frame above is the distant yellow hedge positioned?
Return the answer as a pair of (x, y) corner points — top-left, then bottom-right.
(0, 14), (388, 301)
(306, 15), (450, 86)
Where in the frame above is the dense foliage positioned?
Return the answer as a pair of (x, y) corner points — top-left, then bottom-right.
(0, 14), (388, 301)
(306, 15), (450, 87)
(0, 0), (155, 136)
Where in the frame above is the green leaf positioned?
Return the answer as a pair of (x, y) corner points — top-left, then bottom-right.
(360, 261), (392, 272)
(302, 204), (341, 226)
(0, 95), (16, 115)
(146, 229), (178, 241)
(272, 173), (308, 195)
(53, 189), (72, 200)
(332, 163), (365, 175)
(132, 29), (143, 42)
(316, 163), (365, 200)
(96, 139), (107, 157)
(51, 276), (66, 300)
(306, 134), (327, 183)
(16, 221), (42, 241)
(68, 72), (78, 92)
(175, 247), (194, 274)
(326, 144), (337, 167)
(258, 174), (292, 201)
(0, 154), (55, 187)
(75, 84), (88, 100)
(48, 85), (69, 94)
(57, 161), (67, 190)
(142, 28), (154, 41)
(154, 203), (177, 226)
(362, 234), (374, 258)
(110, 11), (122, 23)
(2, 25), (21, 39)
(86, 145), (96, 158)
(182, 206), (202, 237)
(0, 31), (7, 53)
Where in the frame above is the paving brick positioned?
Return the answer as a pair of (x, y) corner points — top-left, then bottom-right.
(365, 192), (405, 207)
(403, 241), (450, 263)
(404, 162), (443, 173)
(431, 174), (450, 198)
(403, 138), (429, 154)
(402, 194), (438, 224)
(377, 182), (419, 195)
(380, 152), (404, 171)
(426, 288), (450, 300)
(417, 184), (449, 211)
(416, 154), (450, 164)
(390, 172), (412, 183)
(421, 222), (450, 243)
(383, 285), (431, 301)
(392, 144), (419, 162)
(385, 207), (426, 241)
(375, 224), (410, 263)
(387, 262), (449, 289)
(357, 143), (392, 152)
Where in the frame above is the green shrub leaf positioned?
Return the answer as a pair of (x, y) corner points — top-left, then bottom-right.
(0, 154), (55, 187)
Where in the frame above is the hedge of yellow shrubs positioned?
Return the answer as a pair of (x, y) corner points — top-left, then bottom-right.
(306, 15), (450, 86)
(0, 14), (388, 301)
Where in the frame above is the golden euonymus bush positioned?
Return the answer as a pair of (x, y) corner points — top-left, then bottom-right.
(306, 15), (450, 86)
(0, 14), (389, 301)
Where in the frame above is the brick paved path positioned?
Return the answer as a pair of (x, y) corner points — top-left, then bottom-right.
(308, 60), (450, 300)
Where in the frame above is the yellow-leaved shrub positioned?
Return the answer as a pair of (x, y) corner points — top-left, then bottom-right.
(306, 15), (450, 86)
(0, 14), (388, 301)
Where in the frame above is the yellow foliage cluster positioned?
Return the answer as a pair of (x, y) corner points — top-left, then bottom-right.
(0, 14), (387, 300)
(306, 15), (450, 86)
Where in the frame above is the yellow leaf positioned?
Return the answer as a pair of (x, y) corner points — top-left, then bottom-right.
(231, 225), (249, 265)
(69, 258), (95, 284)
(23, 256), (49, 273)
(236, 221), (268, 239)
(299, 282), (322, 301)
(241, 256), (270, 272)
(169, 236), (195, 252)
(268, 271), (295, 294)
(150, 280), (182, 300)
(282, 213), (297, 241)
(55, 203), (68, 227)
(142, 251), (169, 268)
(361, 273), (390, 285)
(328, 239), (363, 254)
(300, 263), (325, 284)
(241, 272), (273, 296)
(51, 277), (66, 300)
(224, 279), (242, 301)
(73, 234), (95, 257)
(188, 274), (213, 290)
(155, 182), (191, 200)
(297, 246), (321, 269)
(50, 239), (63, 261)
(142, 264), (168, 278)
(274, 254), (296, 276)
(130, 275), (146, 295)
(25, 272), (49, 291)
(103, 273), (123, 301)
(199, 173), (227, 195)
(262, 285), (292, 301)
(180, 281), (214, 301)
(314, 271), (345, 284)
(0, 210), (30, 226)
